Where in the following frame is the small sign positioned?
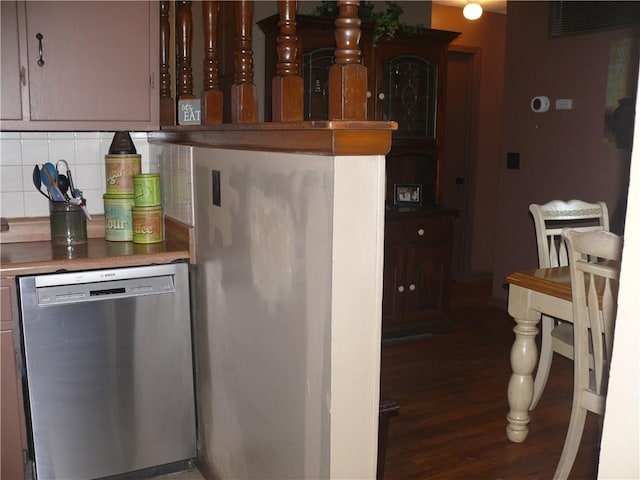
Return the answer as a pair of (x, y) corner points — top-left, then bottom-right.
(178, 99), (201, 125)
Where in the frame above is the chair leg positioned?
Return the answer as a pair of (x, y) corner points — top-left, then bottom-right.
(531, 315), (555, 410)
(553, 399), (588, 480)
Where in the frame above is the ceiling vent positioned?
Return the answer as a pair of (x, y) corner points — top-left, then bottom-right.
(549, 1), (640, 38)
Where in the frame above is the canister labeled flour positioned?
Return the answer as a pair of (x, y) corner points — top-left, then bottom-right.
(132, 206), (164, 244)
(133, 174), (161, 207)
(103, 194), (134, 241)
(105, 154), (141, 195)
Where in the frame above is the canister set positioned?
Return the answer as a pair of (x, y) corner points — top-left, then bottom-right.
(103, 132), (164, 244)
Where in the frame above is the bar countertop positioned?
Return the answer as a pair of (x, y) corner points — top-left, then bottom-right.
(0, 216), (193, 277)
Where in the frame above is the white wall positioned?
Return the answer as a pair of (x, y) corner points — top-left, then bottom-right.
(598, 73), (640, 480)
(159, 146), (386, 479)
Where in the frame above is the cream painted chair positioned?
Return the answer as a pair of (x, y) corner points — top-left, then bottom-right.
(529, 200), (609, 409)
(553, 229), (622, 480)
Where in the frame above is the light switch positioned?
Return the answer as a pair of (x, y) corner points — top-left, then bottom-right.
(555, 99), (573, 110)
(507, 152), (520, 170)
(212, 170), (221, 206)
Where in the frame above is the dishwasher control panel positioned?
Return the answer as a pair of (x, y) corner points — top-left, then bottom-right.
(37, 275), (175, 306)
(32, 264), (180, 306)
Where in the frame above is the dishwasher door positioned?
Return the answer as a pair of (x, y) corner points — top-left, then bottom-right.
(18, 262), (196, 480)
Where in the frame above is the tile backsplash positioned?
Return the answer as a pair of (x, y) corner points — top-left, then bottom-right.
(0, 131), (153, 218)
(0, 131), (194, 227)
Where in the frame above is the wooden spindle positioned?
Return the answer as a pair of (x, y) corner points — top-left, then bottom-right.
(231, 0), (258, 123)
(328, 0), (367, 120)
(202, 1), (223, 124)
(272, 0), (303, 122)
(159, 1), (175, 125)
(176, 1), (195, 100)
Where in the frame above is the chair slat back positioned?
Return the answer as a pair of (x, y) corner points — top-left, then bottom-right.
(562, 229), (622, 395)
(530, 200), (609, 269)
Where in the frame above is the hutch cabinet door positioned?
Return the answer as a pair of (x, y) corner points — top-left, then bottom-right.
(375, 51), (438, 140)
(404, 244), (452, 327)
(382, 243), (407, 326)
(373, 37), (454, 146)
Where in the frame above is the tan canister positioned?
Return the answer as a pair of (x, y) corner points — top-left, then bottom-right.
(133, 174), (161, 207)
(105, 154), (141, 195)
(103, 194), (134, 241)
(132, 206), (164, 244)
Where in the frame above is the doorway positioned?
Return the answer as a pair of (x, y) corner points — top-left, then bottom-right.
(441, 48), (479, 282)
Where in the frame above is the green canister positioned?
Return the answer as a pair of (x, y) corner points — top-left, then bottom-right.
(133, 173), (161, 207)
(103, 194), (134, 241)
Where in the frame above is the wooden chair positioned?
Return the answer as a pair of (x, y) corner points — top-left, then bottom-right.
(529, 200), (609, 410)
(553, 229), (622, 479)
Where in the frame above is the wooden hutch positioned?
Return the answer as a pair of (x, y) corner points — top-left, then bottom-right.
(260, 14), (460, 340)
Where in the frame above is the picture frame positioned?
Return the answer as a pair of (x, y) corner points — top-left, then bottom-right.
(394, 184), (422, 207)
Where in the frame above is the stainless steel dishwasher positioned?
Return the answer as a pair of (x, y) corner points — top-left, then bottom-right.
(18, 262), (196, 480)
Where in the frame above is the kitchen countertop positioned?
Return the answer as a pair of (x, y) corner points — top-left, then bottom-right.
(0, 216), (193, 277)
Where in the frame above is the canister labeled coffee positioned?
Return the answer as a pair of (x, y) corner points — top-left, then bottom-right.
(103, 194), (134, 241)
(132, 206), (164, 244)
(133, 174), (161, 207)
(105, 154), (141, 195)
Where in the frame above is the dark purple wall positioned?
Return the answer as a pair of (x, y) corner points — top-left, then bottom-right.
(492, 1), (639, 302)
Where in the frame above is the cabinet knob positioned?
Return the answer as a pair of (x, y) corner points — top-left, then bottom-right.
(409, 284), (416, 291)
(367, 91), (372, 98)
(378, 92), (385, 100)
(417, 228), (425, 236)
(398, 285), (405, 293)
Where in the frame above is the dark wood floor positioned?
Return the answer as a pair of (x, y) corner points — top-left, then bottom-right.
(379, 280), (601, 480)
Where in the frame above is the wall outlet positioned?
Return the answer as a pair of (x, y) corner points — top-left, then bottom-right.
(555, 99), (573, 110)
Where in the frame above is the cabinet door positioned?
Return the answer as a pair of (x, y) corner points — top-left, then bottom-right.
(1, 280), (27, 480)
(405, 244), (451, 324)
(382, 244), (407, 325)
(0, 1), (24, 121)
(1, 1), (159, 130)
(373, 41), (449, 141)
(378, 53), (438, 139)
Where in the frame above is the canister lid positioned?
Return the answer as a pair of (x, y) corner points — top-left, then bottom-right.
(108, 131), (137, 154)
(133, 173), (160, 179)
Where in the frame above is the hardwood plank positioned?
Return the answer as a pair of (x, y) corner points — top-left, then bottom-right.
(380, 280), (600, 479)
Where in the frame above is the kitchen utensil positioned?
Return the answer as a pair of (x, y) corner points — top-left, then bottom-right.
(40, 164), (65, 202)
(56, 160), (77, 198)
(57, 174), (71, 200)
(32, 165), (50, 200)
(69, 197), (92, 221)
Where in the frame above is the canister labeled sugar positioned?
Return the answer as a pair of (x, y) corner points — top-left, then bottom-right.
(132, 206), (164, 244)
(133, 174), (161, 207)
(103, 194), (134, 241)
(105, 154), (141, 195)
